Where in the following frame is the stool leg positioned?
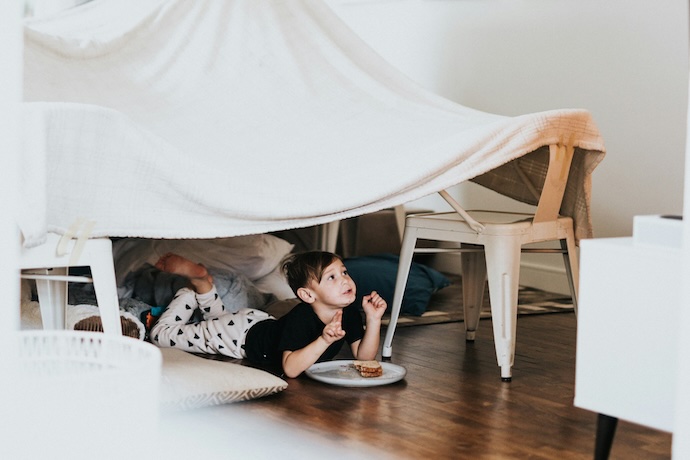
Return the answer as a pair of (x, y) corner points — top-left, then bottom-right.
(34, 267), (68, 329)
(88, 243), (122, 336)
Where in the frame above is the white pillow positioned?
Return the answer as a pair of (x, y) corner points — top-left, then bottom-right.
(253, 265), (297, 301)
(112, 235), (294, 286)
(159, 348), (287, 411)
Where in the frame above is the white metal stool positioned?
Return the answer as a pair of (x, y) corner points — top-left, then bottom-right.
(20, 232), (122, 335)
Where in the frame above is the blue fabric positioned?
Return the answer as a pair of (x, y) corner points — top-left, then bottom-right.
(344, 253), (450, 317)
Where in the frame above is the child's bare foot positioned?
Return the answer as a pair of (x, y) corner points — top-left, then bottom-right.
(155, 253), (213, 293)
(156, 253), (207, 277)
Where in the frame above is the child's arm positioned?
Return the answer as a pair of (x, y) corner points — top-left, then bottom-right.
(350, 291), (387, 360)
(282, 310), (346, 378)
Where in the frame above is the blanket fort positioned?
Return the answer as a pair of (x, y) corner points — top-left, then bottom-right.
(20, 0), (605, 248)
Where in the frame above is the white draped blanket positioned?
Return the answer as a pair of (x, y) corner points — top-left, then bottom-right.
(20, 0), (605, 247)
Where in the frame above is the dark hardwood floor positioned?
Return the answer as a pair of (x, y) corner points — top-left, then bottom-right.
(232, 313), (672, 459)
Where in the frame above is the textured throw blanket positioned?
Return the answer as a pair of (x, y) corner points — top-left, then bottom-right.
(20, 0), (605, 248)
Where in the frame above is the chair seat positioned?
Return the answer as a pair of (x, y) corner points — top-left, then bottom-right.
(410, 210), (536, 226)
(407, 211), (575, 242)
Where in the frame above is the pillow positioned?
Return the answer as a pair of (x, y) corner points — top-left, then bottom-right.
(252, 265), (295, 300)
(159, 348), (287, 412)
(344, 253), (450, 316)
(112, 235), (294, 292)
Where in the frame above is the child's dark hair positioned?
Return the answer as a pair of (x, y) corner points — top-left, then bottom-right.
(282, 251), (342, 296)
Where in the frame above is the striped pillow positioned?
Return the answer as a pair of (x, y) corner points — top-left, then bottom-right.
(159, 348), (287, 411)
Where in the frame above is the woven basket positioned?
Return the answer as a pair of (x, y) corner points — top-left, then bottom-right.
(1, 331), (162, 460)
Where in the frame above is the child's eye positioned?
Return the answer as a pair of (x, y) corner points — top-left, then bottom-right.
(343, 270), (349, 276)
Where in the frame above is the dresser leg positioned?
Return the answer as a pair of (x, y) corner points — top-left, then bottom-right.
(594, 413), (618, 460)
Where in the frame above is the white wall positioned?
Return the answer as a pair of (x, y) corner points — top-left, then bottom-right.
(329, 0), (689, 292)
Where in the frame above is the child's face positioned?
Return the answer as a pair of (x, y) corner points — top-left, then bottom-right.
(307, 259), (357, 308)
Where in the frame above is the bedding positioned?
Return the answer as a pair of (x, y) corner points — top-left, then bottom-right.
(111, 234), (295, 300)
(19, 0), (605, 249)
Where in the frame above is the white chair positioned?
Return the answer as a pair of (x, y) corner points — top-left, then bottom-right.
(20, 232), (123, 335)
(382, 142), (578, 381)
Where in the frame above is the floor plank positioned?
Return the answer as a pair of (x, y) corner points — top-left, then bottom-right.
(232, 313), (672, 459)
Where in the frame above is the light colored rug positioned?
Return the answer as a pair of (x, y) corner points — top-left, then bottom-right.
(383, 274), (574, 328)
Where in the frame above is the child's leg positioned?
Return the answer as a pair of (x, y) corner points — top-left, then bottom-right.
(204, 308), (274, 358)
(150, 287), (217, 353)
(196, 286), (227, 320)
(159, 287), (198, 325)
(150, 286), (270, 358)
(191, 287), (276, 357)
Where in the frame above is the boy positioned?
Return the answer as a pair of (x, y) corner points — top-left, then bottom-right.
(150, 251), (387, 378)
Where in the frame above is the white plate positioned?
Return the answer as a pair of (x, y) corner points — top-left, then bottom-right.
(305, 360), (407, 387)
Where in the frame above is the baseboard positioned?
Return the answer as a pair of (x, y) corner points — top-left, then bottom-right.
(431, 253), (572, 296)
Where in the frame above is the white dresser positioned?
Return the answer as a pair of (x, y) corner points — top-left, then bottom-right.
(574, 215), (682, 456)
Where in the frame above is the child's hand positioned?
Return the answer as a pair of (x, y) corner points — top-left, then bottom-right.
(362, 291), (387, 321)
(321, 309), (346, 344)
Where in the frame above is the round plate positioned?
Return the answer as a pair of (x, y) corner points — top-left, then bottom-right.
(305, 360), (407, 387)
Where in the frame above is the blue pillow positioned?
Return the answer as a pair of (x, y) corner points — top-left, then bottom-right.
(344, 253), (450, 316)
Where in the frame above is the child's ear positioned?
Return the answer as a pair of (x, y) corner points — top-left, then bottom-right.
(297, 287), (315, 304)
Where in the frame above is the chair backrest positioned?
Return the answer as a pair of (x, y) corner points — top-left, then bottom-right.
(436, 141), (576, 233)
(532, 143), (575, 224)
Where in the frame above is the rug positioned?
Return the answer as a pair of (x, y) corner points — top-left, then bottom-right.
(382, 274), (574, 328)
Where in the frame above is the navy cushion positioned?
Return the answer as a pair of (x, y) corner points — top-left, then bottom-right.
(344, 253), (450, 316)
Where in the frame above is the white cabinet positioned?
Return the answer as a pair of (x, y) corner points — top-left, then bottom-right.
(574, 217), (683, 456)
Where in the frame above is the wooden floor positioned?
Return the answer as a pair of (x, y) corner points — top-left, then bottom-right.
(230, 313), (672, 459)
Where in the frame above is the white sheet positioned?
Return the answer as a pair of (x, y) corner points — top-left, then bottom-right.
(20, 0), (605, 247)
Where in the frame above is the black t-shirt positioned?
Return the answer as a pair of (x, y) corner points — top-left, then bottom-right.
(244, 302), (364, 367)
